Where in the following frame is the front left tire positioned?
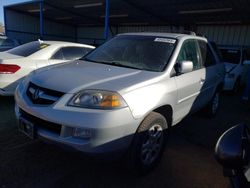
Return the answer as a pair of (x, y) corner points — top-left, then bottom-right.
(127, 112), (168, 175)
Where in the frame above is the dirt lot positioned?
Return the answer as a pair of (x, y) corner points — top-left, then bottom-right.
(0, 93), (250, 188)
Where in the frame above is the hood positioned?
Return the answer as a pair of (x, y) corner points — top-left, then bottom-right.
(30, 60), (160, 94)
(0, 52), (22, 61)
(224, 62), (237, 73)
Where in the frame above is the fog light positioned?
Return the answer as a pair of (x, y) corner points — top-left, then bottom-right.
(73, 128), (92, 138)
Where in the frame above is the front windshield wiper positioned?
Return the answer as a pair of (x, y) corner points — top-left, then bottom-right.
(82, 57), (103, 63)
(82, 58), (142, 70)
(105, 61), (145, 70)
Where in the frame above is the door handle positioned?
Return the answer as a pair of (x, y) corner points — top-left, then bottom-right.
(200, 78), (205, 84)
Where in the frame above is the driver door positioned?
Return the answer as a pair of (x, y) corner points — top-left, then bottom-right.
(174, 39), (205, 121)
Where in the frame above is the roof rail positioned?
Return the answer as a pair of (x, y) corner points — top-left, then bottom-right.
(181, 30), (196, 36)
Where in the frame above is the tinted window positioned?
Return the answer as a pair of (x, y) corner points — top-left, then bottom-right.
(84, 35), (176, 72)
(51, 49), (64, 60)
(7, 41), (49, 57)
(62, 47), (91, 60)
(0, 38), (15, 47)
(198, 41), (216, 67)
(220, 49), (241, 64)
(177, 40), (201, 70)
(243, 49), (250, 61)
(210, 42), (223, 62)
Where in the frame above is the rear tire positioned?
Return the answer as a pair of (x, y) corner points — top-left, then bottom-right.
(127, 112), (167, 175)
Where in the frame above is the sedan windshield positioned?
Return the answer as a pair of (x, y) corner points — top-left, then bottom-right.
(84, 35), (176, 72)
(7, 41), (50, 57)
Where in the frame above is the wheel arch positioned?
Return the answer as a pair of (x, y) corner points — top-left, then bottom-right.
(152, 105), (173, 128)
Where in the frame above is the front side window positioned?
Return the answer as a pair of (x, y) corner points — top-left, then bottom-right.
(84, 35), (177, 72)
(177, 39), (201, 70)
(7, 41), (50, 57)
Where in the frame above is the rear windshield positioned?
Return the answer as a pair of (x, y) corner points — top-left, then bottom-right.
(220, 49), (241, 64)
(84, 35), (176, 72)
(7, 41), (50, 57)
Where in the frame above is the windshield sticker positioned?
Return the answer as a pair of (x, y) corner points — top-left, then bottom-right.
(154, 38), (176, 44)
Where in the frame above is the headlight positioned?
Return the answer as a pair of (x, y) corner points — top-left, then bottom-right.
(68, 90), (127, 109)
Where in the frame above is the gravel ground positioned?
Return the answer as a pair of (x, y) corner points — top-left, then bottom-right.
(0, 93), (249, 188)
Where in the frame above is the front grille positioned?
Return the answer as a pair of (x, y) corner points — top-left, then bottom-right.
(20, 109), (62, 135)
(27, 82), (64, 105)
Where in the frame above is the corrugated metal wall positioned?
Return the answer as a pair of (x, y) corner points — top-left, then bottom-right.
(76, 25), (185, 45)
(77, 27), (108, 45)
(117, 25), (184, 33)
(5, 8), (250, 47)
(197, 25), (250, 46)
(5, 9), (76, 44)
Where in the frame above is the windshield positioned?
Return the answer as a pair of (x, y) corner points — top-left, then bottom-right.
(84, 35), (176, 72)
(220, 49), (241, 64)
(7, 41), (50, 57)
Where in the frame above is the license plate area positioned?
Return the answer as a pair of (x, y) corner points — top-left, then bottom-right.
(19, 117), (36, 139)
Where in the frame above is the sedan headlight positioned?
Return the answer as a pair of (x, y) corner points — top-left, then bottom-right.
(68, 90), (127, 109)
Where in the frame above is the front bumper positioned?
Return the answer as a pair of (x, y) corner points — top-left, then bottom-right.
(15, 87), (141, 155)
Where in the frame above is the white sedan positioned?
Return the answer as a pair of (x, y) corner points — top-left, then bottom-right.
(0, 40), (95, 96)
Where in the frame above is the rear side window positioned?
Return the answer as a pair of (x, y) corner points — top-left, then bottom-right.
(51, 49), (64, 60)
(198, 41), (216, 67)
(51, 47), (92, 60)
(7, 41), (49, 57)
(177, 39), (201, 70)
(220, 49), (241, 64)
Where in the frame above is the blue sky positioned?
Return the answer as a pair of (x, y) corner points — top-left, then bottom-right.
(0, 0), (27, 25)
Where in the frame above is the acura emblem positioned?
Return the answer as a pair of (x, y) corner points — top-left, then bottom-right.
(32, 89), (42, 101)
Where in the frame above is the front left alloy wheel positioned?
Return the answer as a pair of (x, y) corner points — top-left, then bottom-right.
(127, 112), (168, 174)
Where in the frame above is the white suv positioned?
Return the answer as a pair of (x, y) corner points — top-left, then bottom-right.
(15, 33), (225, 173)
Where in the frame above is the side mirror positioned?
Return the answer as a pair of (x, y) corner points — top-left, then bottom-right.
(177, 61), (193, 74)
(243, 60), (250, 65)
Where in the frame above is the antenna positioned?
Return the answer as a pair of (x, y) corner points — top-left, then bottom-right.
(38, 39), (44, 43)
